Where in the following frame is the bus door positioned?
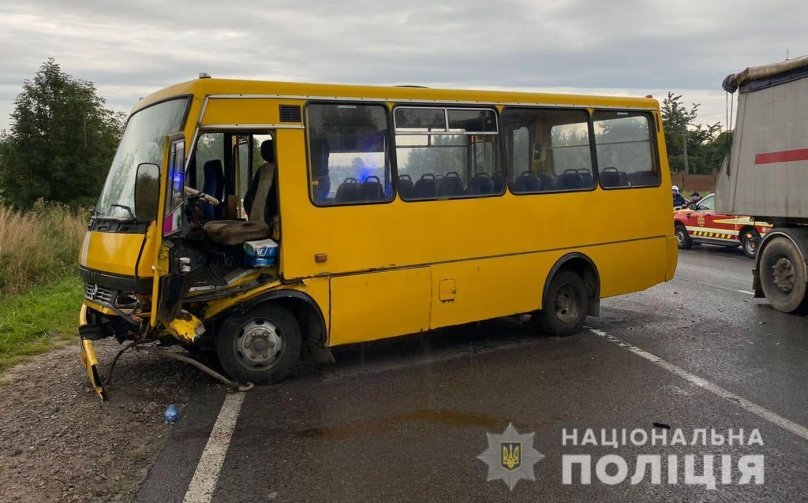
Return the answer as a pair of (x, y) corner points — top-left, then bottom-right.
(146, 133), (199, 330)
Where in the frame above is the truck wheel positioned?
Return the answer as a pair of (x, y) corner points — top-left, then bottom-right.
(741, 228), (760, 258)
(537, 271), (589, 336)
(675, 223), (692, 249)
(216, 303), (302, 384)
(759, 237), (807, 313)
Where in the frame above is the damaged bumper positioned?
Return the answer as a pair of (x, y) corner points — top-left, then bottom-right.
(79, 304), (107, 399)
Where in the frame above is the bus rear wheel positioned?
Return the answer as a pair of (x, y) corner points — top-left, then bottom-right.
(537, 271), (589, 336)
(216, 303), (302, 384)
(759, 237), (808, 313)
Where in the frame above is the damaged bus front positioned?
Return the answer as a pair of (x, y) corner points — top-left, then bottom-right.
(77, 82), (327, 399)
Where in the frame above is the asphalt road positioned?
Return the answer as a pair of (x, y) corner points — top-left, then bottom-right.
(136, 244), (808, 502)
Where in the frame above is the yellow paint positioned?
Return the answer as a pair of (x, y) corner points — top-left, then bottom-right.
(79, 231), (145, 276)
(79, 305), (105, 398)
(83, 299), (118, 317)
(166, 311), (206, 342)
(330, 267), (431, 345)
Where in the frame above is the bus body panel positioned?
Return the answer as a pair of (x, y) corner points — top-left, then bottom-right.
(329, 267), (431, 345)
(79, 230), (146, 277)
(427, 254), (548, 330)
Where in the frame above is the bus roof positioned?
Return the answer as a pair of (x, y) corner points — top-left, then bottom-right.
(133, 77), (660, 116)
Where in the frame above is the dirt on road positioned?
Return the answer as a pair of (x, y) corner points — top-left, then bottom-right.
(0, 340), (207, 502)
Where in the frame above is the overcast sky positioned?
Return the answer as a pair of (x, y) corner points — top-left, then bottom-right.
(1, 0), (805, 133)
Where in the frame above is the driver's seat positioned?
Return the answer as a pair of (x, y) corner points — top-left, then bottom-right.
(203, 163), (273, 246)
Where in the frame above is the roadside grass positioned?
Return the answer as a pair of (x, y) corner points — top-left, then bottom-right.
(0, 201), (87, 296)
(0, 275), (83, 375)
(0, 202), (86, 377)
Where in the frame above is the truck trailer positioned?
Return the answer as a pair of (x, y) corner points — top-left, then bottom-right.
(716, 55), (808, 312)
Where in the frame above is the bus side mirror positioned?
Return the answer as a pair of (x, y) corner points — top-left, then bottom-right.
(135, 163), (160, 221)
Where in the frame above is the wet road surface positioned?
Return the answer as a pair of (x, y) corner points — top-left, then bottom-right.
(136, 245), (808, 502)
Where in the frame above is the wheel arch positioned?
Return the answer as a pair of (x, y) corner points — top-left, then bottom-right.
(738, 224), (760, 244)
(753, 228), (808, 296)
(212, 289), (330, 361)
(543, 253), (601, 317)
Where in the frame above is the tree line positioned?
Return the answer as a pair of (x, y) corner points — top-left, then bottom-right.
(0, 59), (125, 208)
(661, 91), (732, 175)
(0, 60), (731, 209)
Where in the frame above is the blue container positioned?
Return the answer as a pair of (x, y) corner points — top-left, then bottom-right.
(244, 238), (279, 268)
(164, 404), (180, 424)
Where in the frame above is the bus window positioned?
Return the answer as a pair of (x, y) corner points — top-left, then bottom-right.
(306, 103), (392, 206)
(593, 111), (658, 188)
(394, 107), (501, 199)
(503, 108), (595, 194)
(194, 132), (225, 190)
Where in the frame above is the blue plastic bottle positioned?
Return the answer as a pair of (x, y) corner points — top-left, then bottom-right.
(164, 404), (180, 424)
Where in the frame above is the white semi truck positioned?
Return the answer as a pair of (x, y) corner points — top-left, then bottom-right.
(717, 56), (808, 312)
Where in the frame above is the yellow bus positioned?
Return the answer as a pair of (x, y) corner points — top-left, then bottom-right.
(78, 77), (677, 397)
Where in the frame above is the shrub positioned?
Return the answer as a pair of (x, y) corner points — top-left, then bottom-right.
(0, 200), (87, 295)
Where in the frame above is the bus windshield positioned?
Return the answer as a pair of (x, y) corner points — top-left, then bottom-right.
(95, 98), (188, 219)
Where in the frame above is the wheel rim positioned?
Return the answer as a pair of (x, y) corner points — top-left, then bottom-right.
(675, 227), (686, 245)
(772, 257), (796, 293)
(233, 318), (284, 370)
(744, 235), (757, 255)
(554, 284), (581, 323)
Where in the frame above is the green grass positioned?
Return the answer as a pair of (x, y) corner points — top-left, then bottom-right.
(0, 275), (83, 373)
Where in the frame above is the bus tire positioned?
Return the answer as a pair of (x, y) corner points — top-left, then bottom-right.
(216, 303), (302, 384)
(759, 237), (808, 313)
(675, 223), (692, 249)
(538, 270), (589, 336)
(741, 228), (760, 258)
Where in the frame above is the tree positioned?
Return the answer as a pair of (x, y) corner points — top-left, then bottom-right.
(661, 92), (727, 174)
(0, 59), (125, 207)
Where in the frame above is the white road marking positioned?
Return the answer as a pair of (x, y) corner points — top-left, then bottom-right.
(184, 393), (246, 503)
(736, 289), (755, 296)
(588, 328), (808, 442)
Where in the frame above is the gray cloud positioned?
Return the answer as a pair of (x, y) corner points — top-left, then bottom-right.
(0, 0), (806, 132)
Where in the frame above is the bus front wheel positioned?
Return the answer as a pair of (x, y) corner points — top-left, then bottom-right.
(537, 271), (589, 336)
(216, 303), (302, 384)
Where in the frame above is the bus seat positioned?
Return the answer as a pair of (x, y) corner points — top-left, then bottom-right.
(558, 172), (583, 190)
(414, 174), (437, 198)
(537, 172), (554, 190)
(630, 170), (659, 186)
(204, 162), (273, 246)
(492, 172), (506, 193)
(512, 171), (541, 193)
(578, 169), (594, 188)
(600, 171), (622, 188)
(467, 173), (495, 195)
(202, 160), (225, 219)
(360, 176), (384, 201)
(335, 177), (361, 202)
(398, 174), (415, 199)
(440, 171), (464, 196)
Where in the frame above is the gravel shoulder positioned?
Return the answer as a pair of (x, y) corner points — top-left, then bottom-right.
(0, 339), (206, 502)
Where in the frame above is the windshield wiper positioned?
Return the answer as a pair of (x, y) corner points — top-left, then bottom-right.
(110, 203), (137, 221)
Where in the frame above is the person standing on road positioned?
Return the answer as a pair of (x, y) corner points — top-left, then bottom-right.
(672, 185), (687, 207)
